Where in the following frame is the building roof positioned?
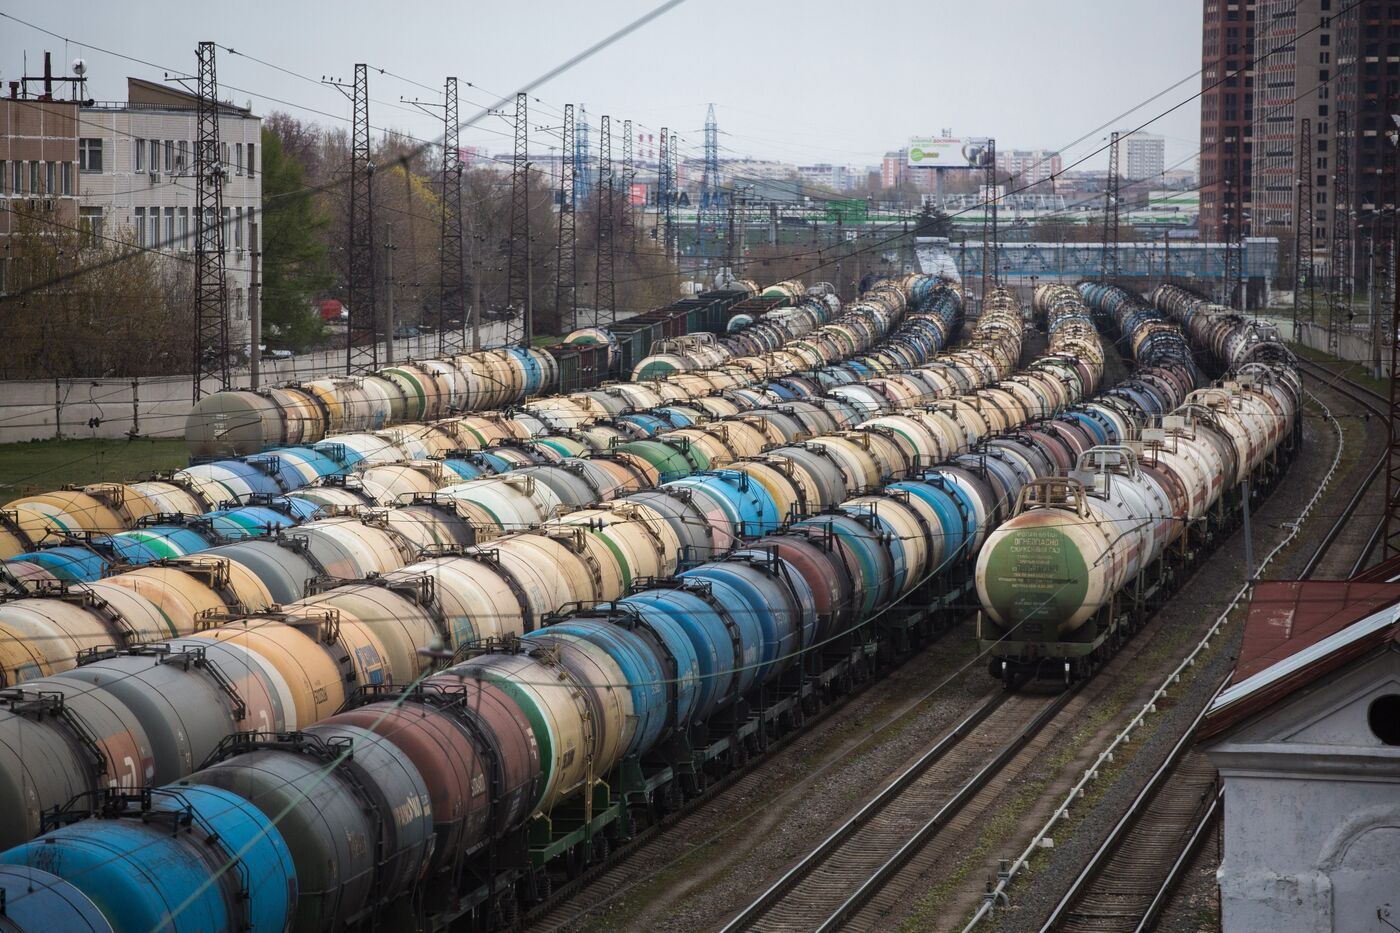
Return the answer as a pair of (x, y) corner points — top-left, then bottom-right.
(121, 77), (253, 117)
(1200, 580), (1400, 739)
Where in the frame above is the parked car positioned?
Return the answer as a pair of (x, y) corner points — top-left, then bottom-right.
(393, 325), (420, 339)
(316, 299), (348, 322)
(261, 345), (294, 361)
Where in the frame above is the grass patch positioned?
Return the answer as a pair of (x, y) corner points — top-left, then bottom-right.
(0, 437), (187, 498)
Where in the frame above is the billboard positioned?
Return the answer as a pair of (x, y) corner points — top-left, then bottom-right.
(907, 137), (992, 169)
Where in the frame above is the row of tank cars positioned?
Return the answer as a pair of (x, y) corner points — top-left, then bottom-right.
(975, 282), (1300, 683)
(178, 278), (830, 461)
(0, 279), (857, 566)
(0, 281), (1300, 932)
(0, 278), (959, 691)
(0, 281), (1110, 932)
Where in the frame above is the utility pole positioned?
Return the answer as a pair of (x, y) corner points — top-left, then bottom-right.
(249, 222), (260, 388)
(384, 226), (397, 365)
(507, 92), (529, 345)
(557, 104), (578, 332)
(668, 131), (679, 267)
(325, 65), (376, 374)
(191, 41), (229, 399)
(596, 116), (615, 327)
(1386, 125), (1400, 558)
(1100, 131), (1121, 281)
(471, 241), (482, 351)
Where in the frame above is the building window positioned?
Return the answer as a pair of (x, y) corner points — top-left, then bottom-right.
(79, 207), (103, 246)
(1317, 191), (1328, 204)
(79, 138), (103, 172)
(221, 142), (229, 170)
(177, 140), (189, 173)
(235, 206), (244, 249)
(135, 207), (146, 247)
(135, 138), (145, 171)
(235, 143), (243, 175)
(0, 160), (6, 196)
(247, 142), (255, 178)
(61, 162), (73, 196)
(148, 140), (159, 174)
(1320, 51), (1330, 63)
(148, 209), (159, 248)
(164, 140), (174, 173)
(11, 161), (20, 194)
(178, 207), (190, 249)
(44, 161), (55, 195)
(164, 207), (175, 246)
(222, 207), (231, 252)
(29, 162), (40, 195)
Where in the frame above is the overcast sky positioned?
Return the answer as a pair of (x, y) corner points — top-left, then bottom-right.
(1, 1), (1203, 173)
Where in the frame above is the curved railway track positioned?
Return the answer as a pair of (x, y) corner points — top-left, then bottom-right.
(719, 690), (1075, 933)
(1038, 360), (1389, 932)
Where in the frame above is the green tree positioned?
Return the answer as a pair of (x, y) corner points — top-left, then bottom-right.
(914, 205), (953, 238)
(261, 124), (331, 351)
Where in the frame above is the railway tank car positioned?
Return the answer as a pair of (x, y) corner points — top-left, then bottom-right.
(0, 285), (1129, 932)
(975, 283), (1300, 683)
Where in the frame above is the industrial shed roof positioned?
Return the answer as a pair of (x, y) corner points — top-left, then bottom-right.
(1200, 580), (1400, 739)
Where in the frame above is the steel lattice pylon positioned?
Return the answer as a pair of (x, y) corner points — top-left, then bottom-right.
(667, 132), (679, 262)
(595, 115), (615, 328)
(658, 127), (671, 259)
(557, 104), (578, 332)
(506, 92), (530, 345)
(325, 65), (377, 374)
(1330, 109), (1352, 355)
(621, 118), (635, 259)
(439, 77), (467, 357)
(1100, 132), (1121, 281)
(981, 138), (999, 288)
(192, 41), (229, 400)
(1294, 118), (1315, 338)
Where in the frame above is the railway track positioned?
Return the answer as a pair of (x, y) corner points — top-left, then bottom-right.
(718, 689), (1075, 933)
(1293, 357), (1390, 577)
(1038, 362), (1388, 932)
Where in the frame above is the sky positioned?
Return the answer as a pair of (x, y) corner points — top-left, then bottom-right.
(0, 1), (1204, 174)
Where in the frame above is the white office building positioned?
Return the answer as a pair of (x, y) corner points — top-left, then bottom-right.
(79, 78), (262, 345)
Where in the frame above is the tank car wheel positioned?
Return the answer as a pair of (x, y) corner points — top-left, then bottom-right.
(564, 845), (584, 879)
(732, 740), (749, 768)
(531, 869), (554, 903)
(620, 807), (639, 839)
(592, 832), (611, 862)
(495, 892), (520, 927)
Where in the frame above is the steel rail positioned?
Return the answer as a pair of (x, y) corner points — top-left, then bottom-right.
(715, 690), (1015, 932)
(814, 690), (1075, 933)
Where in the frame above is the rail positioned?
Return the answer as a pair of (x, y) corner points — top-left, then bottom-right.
(721, 689), (1074, 932)
(1037, 675), (1228, 931)
(961, 389), (1345, 931)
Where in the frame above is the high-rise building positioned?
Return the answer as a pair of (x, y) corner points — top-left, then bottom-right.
(881, 150), (906, 189)
(1245, 1), (1400, 276)
(996, 149), (1063, 189)
(1123, 133), (1166, 183)
(1336, 1), (1398, 257)
(1200, 0), (1256, 240)
(1250, 0), (1334, 248)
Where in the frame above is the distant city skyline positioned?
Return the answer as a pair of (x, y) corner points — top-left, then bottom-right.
(0, 2), (1202, 177)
